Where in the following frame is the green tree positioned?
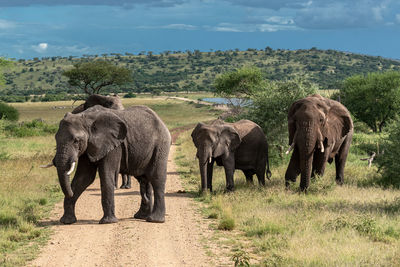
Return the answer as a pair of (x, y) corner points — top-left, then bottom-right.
(341, 71), (400, 132)
(245, 78), (317, 160)
(63, 60), (132, 95)
(214, 66), (264, 114)
(0, 58), (13, 87)
(0, 102), (19, 121)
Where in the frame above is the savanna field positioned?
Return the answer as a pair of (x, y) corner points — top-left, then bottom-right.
(1, 93), (400, 266)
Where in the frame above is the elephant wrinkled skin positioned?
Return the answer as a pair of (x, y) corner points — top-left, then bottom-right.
(285, 94), (353, 192)
(191, 119), (271, 192)
(53, 105), (171, 224)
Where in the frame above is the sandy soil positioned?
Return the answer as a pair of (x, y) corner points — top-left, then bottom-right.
(28, 143), (214, 267)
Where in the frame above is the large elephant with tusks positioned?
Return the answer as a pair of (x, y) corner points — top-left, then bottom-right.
(285, 94), (353, 192)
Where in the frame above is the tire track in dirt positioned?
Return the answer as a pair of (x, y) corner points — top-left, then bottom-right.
(28, 137), (213, 267)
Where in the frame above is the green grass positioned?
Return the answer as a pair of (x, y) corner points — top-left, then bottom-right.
(0, 97), (220, 266)
(175, 130), (400, 266)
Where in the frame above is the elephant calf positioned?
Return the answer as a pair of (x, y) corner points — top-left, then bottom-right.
(285, 94), (353, 192)
(191, 119), (271, 192)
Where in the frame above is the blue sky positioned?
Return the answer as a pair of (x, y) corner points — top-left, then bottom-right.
(0, 0), (399, 59)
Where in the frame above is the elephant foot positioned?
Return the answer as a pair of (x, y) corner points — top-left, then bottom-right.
(120, 184), (131, 189)
(146, 213), (165, 223)
(60, 214), (77, 224)
(99, 215), (118, 224)
(134, 208), (151, 220)
(336, 179), (344, 186)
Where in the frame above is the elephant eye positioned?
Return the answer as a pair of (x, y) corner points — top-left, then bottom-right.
(73, 138), (79, 144)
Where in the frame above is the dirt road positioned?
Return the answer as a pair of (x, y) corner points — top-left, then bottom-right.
(29, 142), (213, 267)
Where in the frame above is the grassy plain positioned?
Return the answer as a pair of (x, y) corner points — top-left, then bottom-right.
(0, 98), (218, 266)
(176, 129), (400, 266)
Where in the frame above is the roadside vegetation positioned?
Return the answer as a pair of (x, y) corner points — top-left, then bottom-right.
(0, 97), (218, 266)
(175, 68), (400, 266)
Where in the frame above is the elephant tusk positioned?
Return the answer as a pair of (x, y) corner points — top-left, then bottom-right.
(67, 162), (76, 175)
(319, 140), (324, 153)
(209, 156), (212, 163)
(40, 163), (54, 168)
(285, 143), (295, 155)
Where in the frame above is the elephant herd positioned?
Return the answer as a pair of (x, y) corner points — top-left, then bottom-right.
(42, 93), (353, 224)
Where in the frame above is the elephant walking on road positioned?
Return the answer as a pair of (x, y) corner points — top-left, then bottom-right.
(285, 94), (353, 192)
(191, 119), (271, 192)
(46, 105), (171, 224)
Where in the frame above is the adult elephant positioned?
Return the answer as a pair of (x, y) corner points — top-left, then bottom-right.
(71, 94), (124, 114)
(45, 105), (170, 224)
(285, 94), (353, 192)
(191, 119), (271, 192)
(71, 94), (132, 189)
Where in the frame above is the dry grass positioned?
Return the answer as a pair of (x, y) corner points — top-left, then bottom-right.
(176, 130), (400, 266)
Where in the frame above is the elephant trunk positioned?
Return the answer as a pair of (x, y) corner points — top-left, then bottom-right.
(57, 168), (74, 198)
(198, 146), (212, 191)
(298, 126), (316, 191)
(54, 148), (75, 198)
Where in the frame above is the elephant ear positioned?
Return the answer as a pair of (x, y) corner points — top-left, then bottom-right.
(191, 122), (205, 147)
(287, 100), (302, 145)
(324, 102), (353, 142)
(87, 112), (127, 162)
(213, 125), (241, 157)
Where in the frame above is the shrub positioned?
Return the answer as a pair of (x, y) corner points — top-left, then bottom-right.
(123, 92), (137, 98)
(376, 121), (400, 188)
(3, 119), (58, 137)
(0, 102), (19, 121)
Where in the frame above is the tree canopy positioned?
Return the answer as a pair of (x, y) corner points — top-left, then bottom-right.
(62, 60), (132, 95)
(0, 58), (13, 87)
(214, 66), (264, 114)
(341, 71), (400, 132)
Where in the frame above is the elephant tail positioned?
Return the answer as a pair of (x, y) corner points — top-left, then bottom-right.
(266, 145), (272, 180)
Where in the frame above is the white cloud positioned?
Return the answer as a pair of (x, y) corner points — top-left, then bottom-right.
(210, 22), (297, 32)
(137, 23), (197, 30)
(0, 19), (16, 29)
(32, 43), (48, 53)
(264, 16), (294, 25)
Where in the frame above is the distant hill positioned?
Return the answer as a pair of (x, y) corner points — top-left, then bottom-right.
(2, 47), (400, 97)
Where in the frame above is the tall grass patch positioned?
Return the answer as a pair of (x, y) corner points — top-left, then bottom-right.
(176, 130), (400, 266)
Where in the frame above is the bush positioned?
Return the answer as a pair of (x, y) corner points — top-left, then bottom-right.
(0, 102), (19, 121)
(123, 92), (137, 98)
(3, 119), (58, 137)
(376, 121), (400, 188)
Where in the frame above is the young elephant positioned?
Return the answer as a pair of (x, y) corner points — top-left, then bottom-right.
(191, 119), (271, 192)
(285, 94), (353, 192)
(47, 105), (171, 224)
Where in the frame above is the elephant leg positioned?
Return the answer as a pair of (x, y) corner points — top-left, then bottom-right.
(207, 160), (214, 192)
(242, 170), (254, 184)
(312, 149), (329, 178)
(256, 169), (265, 186)
(134, 176), (153, 220)
(222, 154), (235, 191)
(97, 148), (121, 224)
(125, 175), (132, 189)
(285, 148), (300, 188)
(61, 154), (97, 224)
(335, 143), (350, 185)
(120, 174), (126, 189)
(114, 173), (119, 189)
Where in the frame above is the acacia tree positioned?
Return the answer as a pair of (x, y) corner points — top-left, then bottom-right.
(214, 66), (264, 114)
(341, 71), (400, 132)
(63, 60), (132, 95)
